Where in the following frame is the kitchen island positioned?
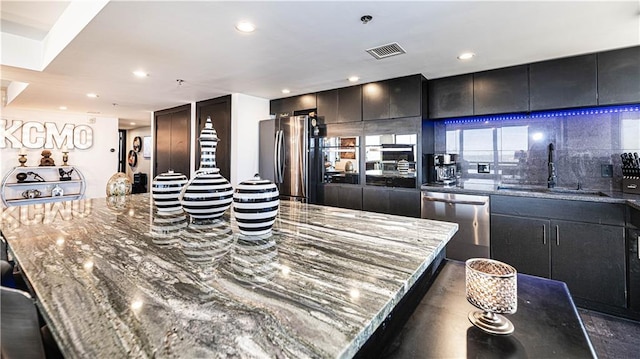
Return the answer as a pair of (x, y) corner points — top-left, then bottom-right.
(0, 194), (457, 358)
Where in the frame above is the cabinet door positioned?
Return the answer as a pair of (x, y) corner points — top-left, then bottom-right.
(362, 187), (390, 214)
(388, 189), (420, 218)
(338, 186), (362, 210)
(428, 75), (474, 119)
(598, 46), (640, 105)
(196, 96), (231, 180)
(529, 54), (597, 110)
(629, 229), (640, 312)
(551, 220), (626, 308)
(362, 82), (390, 120)
(323, 185), (340, 208)
(490, 214), (550, 278)
(270, 99), (284, 117)
(317, 90), (338, 124)
(474, 65), (529, 115)
(154, 105), (191, 178)
(337, 85), (362, 123)
(389, 75), (421, 119)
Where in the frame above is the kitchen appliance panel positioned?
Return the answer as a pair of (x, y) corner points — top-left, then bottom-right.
(258, 119), (276, 183)
(278, 116), (309, 200)
(421, 191), (490, 261)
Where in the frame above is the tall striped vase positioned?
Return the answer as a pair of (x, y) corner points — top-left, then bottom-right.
(180, 116), (233, 221)
(152, 170), (188, 212)
(233, 174), (279, 235)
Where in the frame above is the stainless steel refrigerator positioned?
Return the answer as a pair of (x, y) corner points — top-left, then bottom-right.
(259, 116), (314, 202)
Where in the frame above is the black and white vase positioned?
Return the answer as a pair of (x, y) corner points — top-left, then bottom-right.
(233, 174), (279, 235)
(152, 170), (188, 212)
(180, 116), (233, 221)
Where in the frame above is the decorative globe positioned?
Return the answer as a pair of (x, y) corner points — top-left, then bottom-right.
(106, 172), (132, 196)
(152, 170), (188, 212)
(233, 174), (279, 235)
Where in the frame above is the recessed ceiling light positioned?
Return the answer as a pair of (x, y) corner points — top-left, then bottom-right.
(348, 76), (359, 82)
(281, 89), (291, 94)
(87, 93), (99, 98)
(130, 122), (136, 126)
(133, 70), (148, 78)
(457, 52), (475, 60)
(235, 21), (256, 33)
(59, 106), (67, 110)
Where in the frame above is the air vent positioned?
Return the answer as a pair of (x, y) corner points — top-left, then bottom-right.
(366, 42), (406, 60)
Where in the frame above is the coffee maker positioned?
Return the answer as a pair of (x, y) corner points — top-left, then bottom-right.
(428, 154), (458, 186)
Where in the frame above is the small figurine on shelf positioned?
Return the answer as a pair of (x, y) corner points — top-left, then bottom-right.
(51, 184), (64, 197)
(59, 168), (74, 181)
(18, 147), (27, 166)
(61, 145), (69, 166)
(40, 150), (55, 166)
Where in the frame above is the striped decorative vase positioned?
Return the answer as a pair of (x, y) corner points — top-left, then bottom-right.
(180, 116), (233, 221)
(233, 174), (279, 235)
(152, 170), (188, 212)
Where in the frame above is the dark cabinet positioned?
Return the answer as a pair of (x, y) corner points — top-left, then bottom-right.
(317, 86), (362, 124)
(363, 75), (424, 121)
(154, 104), (191, 178)
(474, 65), (529, 115)
(529, 54), (597, 111)
(428, 74), (474, 119)
(389, 75), (422, 119)
(491, 214), (550, 278)
(363, 188), (420, 217)
(321, 185), (362, 210)
(550, 220), (626, 308)
(317, 89), (338, 124)
(597, 46), (640, 105)
(337, 85), (362, 123)
(362, 81), (389, 121)
(491, 196), (627, 309)
(270, 94), (317, 118)
(196, 95), (232, 180)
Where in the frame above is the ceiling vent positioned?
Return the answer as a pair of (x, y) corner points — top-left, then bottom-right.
(366, 42), (406, 60)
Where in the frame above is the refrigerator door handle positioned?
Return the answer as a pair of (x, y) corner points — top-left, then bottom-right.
(276, 130), (285, 183)
(274, 130), (281, 183)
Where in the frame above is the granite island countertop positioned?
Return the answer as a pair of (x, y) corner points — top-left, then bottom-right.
(0, 194), (457, 359)
(421, 179), (640, 210)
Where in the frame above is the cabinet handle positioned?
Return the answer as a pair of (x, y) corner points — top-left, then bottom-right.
(542, 224), (546, 245)
(555, 225), (559, 246)
(637, 234), (639, 260)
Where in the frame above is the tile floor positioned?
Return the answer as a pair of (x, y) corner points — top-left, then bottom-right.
(578, 308), (640, 359)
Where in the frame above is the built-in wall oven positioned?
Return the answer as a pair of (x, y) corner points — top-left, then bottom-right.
(421, 192), (490, 261)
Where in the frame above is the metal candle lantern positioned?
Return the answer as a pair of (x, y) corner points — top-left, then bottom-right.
(465, 258), (518, 335)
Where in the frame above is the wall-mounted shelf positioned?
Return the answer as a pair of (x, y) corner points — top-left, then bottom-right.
(1, 166), (86, 207)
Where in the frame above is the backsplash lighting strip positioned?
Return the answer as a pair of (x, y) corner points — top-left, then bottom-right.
(443, 104), (640, 125)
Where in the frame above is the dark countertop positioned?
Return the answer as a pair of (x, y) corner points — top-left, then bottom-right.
(384, 260), (596, 359)
(1, 194), (457, 359)
(421, 179), (640, 210)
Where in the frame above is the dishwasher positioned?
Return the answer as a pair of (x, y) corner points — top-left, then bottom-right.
(421, 191), (490, 261)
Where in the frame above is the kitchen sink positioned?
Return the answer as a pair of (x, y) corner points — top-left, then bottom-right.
(496, 185), (610, 197)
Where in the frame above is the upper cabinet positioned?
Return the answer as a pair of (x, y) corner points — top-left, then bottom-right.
(529, 54), (597, 110)
(598, 46), (640, 105)
(428, 74), (473, 119)
(363, 74), (425, 121)
(270, 94), (317, 118)
(473, 65), (529, 115)
(317, 85), (362, 124)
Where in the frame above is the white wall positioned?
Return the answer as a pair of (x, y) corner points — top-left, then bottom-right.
(126, 126), (152, 190)
(230, 93), (270, 186)
(1, 107), (119, 200)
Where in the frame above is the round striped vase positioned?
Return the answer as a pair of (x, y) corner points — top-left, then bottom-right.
(233, 174), (279, 235)
(179, 116), (233, 221)
(179, 169), (233, 221)
(152, 170), (188, 212)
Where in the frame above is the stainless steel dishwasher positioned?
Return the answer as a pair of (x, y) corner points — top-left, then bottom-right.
(421, 191), (490, 261)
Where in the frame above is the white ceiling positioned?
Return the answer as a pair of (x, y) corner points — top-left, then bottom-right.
(1, 1), (639, 130)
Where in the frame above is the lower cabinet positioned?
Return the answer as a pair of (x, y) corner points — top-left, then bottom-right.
(492, 213), (626, 308)
(363, 187), (420, 218)
(322, 185), (362, 210)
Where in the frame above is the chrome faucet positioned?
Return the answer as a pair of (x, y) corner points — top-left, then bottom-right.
(547, 143), (557, 188)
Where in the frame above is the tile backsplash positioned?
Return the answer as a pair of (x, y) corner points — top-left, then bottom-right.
(434, 105), (640, 191)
